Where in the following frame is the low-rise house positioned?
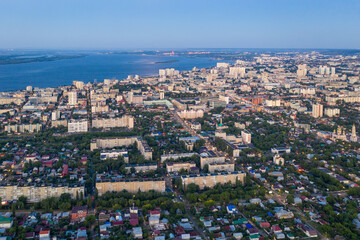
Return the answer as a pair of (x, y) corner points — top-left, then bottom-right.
(298, 224), (317, 238)
(226, 205), (237, 214)
(275, 210), (294, 219)
(71, 206), (87, 222)
(0, 216), (13, 229)
(132, 227), (143, 239)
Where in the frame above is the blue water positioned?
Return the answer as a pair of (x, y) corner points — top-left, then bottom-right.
(0, 53), (217, 91)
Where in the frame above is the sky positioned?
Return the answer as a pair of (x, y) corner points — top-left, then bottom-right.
(0, 0), (359, 50)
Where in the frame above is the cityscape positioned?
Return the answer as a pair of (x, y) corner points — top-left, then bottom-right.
(0, 50), (360, 240)
(1, 0), (360, 240)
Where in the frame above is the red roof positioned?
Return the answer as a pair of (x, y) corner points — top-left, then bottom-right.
(129, 218), (139, 226)
(271, 225), (282, 232)
(112, 221), (123, 226)
(43, 160), (54, 167)
(260, 222), (270, 228)
(150, 210), (161, 216)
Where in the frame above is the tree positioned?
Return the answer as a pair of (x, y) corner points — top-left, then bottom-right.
(87, 197), (92, 208)
(85, 215), (96, 227)
(286, 194), (294, 204)
(186, 183), (200, 193)
(18, 196), (27, 209)
(203, 164), (209, 173)
(80, 191), (84, 200)
(326, 195), (336, 205)
(348, 187), (360, 197)
(60, 193), (71, 203)
(76, 191), (80, 201)
(190, 206), (196, 215)
(59, 202), (71, 211)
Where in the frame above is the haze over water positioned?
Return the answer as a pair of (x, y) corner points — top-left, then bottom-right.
(0, 53), (218, 91)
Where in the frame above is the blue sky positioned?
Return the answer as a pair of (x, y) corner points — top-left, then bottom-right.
(0, 0), (359, 49)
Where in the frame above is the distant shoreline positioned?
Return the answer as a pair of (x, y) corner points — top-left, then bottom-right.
(0, 54), (86, 65)
(0, 53), (218, 91)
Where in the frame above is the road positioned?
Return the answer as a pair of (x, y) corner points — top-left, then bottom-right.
(171, 110), (202, 138)
(170, 109), (222, 153)
(177, 195), (208, 240)
(237, 210), (268, 238)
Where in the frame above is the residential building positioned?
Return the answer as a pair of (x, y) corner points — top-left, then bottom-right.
(312, 103), (323, 118)
(92, 115), (134, 129)
(181, 171), (245, 190)
(0, 184), (84, 201)
(96, 178), (165, 194)
(166, 162), (197, 173)
(68, 91), (77, 106)
(68, 119), (88, 133)
(91, 136), (152, 160)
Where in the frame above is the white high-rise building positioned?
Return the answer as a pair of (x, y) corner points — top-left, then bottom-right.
(68, 119), (88, 133)
(319, 66), (331, 75)
(312, 103), (323, 118)
(297, 64), (307, 77)
(51, 110), (60, 121)
(26, 86), (33, 92)
(331, 67), (336, 75)
(324, 108), (340, 117)
(159, 68), (179, 77)
(300, 88), (316, 95)
(241, 130), (251, 144)
(68, 91), (77, 106)
(265, 99), (281, 107)
(178, 110), (204, 119)
(229, 67), (246, 78)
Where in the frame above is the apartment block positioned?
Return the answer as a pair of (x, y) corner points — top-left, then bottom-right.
(312, 103), (323, 118)
(68, 119), (88, 133)
(91, 105), (109, 113)
(178, 110), (204, 119)
(161, 153), (198, 163)
(92, 115), (134, 129)
(324, 108), (340, 117)
(91, 136), (152, 160)
(208, 162), (235, 173)
(200, 150), (226, 169)
(96, 178), (165, 194)
(100, 149), (129, 163)
(6, 123), (42, 133)
(166, 161), (197, 173)
(181, 171), (245, 190)
(0, 184), (84, 202)
(124, 163), (158, 173)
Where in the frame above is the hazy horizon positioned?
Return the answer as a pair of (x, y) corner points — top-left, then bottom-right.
(1, 0), (359, 50)
(1, 47), (360, 52)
